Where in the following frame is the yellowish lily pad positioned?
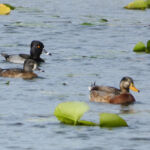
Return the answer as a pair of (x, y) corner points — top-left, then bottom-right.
(0, 4), (11, 15)
(124, 0), (147, 10)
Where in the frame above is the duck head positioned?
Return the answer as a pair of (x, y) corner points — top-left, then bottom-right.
(120, 76), (140, 93)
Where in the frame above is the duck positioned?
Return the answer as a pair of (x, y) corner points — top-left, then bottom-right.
(1, 40), (51, 64)
(89, 77), (139, 104)
(0, 59), (42, 79)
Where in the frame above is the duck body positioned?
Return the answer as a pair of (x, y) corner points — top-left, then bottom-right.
(0, 68), (37, 79)
(1, 40), (50, 64)
(89, 77), (139, 105)
(0, 59), (39, 79)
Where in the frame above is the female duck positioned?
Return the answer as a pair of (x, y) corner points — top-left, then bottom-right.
(89, 77), (139, 104)
(1, 40), (51, 64)
(0, 59), (41, 79)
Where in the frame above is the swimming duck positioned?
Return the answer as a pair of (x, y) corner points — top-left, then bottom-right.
(89, 77), (139, 104)
(0, 59), (42, 79)
(1, 40), (51, 64)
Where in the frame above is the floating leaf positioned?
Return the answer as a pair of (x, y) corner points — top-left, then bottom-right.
(81, 22), (94, 26)
(0, 4), (11, 15)
(77, 120), (98, 126)
(100, 19), (108, 22)
(5, 81), (10, 85)
(3, 3), (15, 10)
(124, 0), (147, 10)
(146, 0), (150, 7)
(54, 101), (89, 125)
(145, 40), (150, 53)
(100, 113), (128, 128)
(133, 41), (146, 52)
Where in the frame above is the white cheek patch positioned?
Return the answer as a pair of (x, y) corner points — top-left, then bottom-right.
(33, 63), (37, 70)
(124, 81), (130, 88)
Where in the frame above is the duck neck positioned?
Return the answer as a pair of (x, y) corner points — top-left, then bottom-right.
(120, 86), (129, 93)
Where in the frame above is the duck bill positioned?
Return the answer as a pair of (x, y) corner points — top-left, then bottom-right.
(43, 49), (52, 56)
(129, 83), (140, 92)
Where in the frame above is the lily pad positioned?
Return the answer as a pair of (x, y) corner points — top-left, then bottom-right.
(81, 22), (94, 26)
(146, 0), (150, 7)
(100, 113), (128, 128)
(133, 41), (146, 52)
(54, 101), (89, 125)
(100, 19), (108, 22)
(0, 4), (11, 15)
(3, 4), (15, 10)
(145, 40), (150, 53)
(124, 0), (147, 10)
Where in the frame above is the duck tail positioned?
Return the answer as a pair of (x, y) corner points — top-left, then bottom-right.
(1, 53), (9, 60)
(88, 82), (96, 91)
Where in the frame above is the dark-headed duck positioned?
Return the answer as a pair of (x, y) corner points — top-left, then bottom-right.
(1, 40), (51, 64)
(0, 59), (42, 79)
(89, 77), (140, 105)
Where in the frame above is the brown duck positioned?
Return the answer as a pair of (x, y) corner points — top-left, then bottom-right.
(0, 59), (42, 79)
(89, 77), (139, 104)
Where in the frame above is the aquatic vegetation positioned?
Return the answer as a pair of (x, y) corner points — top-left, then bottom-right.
(0, 4), (11, 15)
(124, 0), (147, 10)
(54, 101), (128, 127)
(0, 4), (15, 15)
(133, 40), (150, 53)
(54, 101), (89, 125)
(81, 22), (94, 26)
(147, 0), (150, 7)
(3, 4), (16, 10)
(99, 19), (108, 22)
(145, 40), (150, 53)
(133, 41), (146, 52)
(100, 113), (128, 127)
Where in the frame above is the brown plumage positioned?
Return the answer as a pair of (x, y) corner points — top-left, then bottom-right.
(89, 77), (139, 104)
(0, 59), (39, 79)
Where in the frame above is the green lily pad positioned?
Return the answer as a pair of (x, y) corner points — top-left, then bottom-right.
(81, 22), (94, 26)
(133, 41), (146, 52)
(146, 0), (150, 7)
(145, 40), (150, 53)
(5, 81), (10, 85)
(124, 0), (147, 10)
(54, 101), (89, 125)
(4, 3), (15, 10)
(100, 19), (108, 22)
(100, 113), (128, 128)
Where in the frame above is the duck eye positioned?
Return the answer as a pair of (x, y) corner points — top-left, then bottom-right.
(37, 45), (40, 48)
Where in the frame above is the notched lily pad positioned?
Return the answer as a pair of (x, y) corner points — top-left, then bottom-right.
(133, 41), (146, 52)
(124, 0), (147, 10)
(100, 113), (128, 128)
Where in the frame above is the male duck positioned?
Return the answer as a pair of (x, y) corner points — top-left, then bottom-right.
(89, 77), (139, 104)
(1, 40), (51, 64)
(0, 59), (42, 79)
